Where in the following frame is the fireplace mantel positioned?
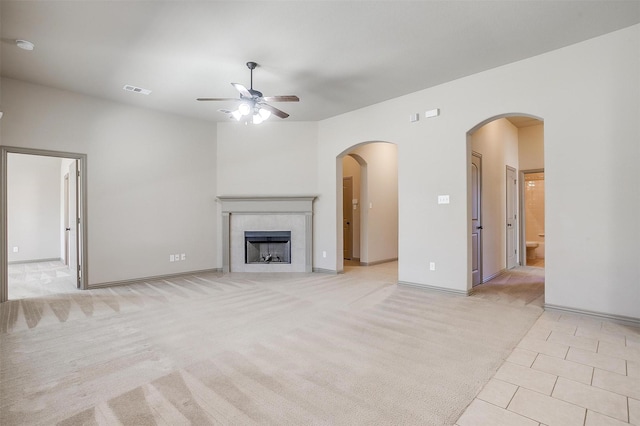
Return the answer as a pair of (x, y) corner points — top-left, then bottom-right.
(218, 196), (317, 273)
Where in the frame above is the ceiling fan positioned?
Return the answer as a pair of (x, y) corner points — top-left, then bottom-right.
(197, 61), (299, 124)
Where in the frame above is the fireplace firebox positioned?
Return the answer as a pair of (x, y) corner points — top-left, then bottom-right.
(245, 231), (291, 264)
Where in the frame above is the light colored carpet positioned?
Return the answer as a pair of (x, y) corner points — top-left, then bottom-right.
(1, 262), (543, 425)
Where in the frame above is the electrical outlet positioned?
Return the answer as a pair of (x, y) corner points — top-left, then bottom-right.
(437, 195), (450, 204)
(181, 253), (186, 261)
(429, 262), (436, 271)
(169, 254), (175, 262)
(12, 246), (19, 253)
(322, 251), (327, 258)
(174, 253), (180, 261)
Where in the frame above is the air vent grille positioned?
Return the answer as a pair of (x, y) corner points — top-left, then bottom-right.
(123, 85), (151, 95)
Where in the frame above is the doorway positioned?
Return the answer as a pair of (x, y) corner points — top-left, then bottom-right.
(337, 142), (398, 273)
(467, 114), (544, 291)
(520, 169), (545, 268)
(1, 147), (88, 302)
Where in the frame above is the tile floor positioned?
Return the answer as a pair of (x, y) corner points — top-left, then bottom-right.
(457, 310), (640, 426)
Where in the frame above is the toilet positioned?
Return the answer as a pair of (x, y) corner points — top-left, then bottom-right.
(526, 241), (539, 260)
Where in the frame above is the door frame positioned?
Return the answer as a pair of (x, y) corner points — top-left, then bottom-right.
(342, 176), (354, 260)
(506, 165), (518, 269)
(519, 168), (544, 267)
(471, 151), (483, 286)
(0, 146), (89, 302)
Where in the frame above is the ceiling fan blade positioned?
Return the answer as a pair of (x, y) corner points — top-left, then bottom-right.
(218, 109), (233, 114)
(263, 95), (299, 102)
(260, 103), (290, 119)
(231, 83), (252, 98)
(197, 97), (239, 101)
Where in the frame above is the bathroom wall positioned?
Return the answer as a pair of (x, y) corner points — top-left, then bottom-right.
(525, 172), (545, 258)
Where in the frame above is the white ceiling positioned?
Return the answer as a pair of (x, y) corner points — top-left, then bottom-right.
(2, 1), (639, 122)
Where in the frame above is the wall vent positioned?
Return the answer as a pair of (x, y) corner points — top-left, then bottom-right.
(123, 85), (151, 95)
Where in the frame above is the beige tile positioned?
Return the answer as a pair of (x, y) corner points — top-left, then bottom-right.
(457, 399), (538, 426)
(476, 379), (518, 408)
(534, 318), (578, 335)
(539, 311), (562, 322)
(630, 398), (640, 426)
(593, 368), (640, 400)
(585, 410), (631, 426)
(566, 347), (627, 375)
(507, 348), (539, 368)
(494, 361), (557, 395)
(628, 338), (640, 349)
(532, 354), (593, 384)
(558, 314), (603, 329)
(630, 359), (640, 378)
(599, 340), (640, 362)
(601, 322), (640, 338)
(552, 377), (628, 421)
(548, 331), (598, 352)
(525, 326), (552, 341)
(517, 336), (569, 359)
(575, 326), (626, 345)
(508, 387), (585, 426)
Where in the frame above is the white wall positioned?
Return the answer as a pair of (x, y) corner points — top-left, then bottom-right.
(314, 25), (639, 318)
(216, 122), (318, 196)
(7, 153), (62, 262)
(471, 118), (519, 280)
(518, 124), (544, 170)
(1, 78), (218, 285)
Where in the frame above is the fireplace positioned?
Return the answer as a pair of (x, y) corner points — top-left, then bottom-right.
(218, 196), (316, 273)
(245, 231), (291, 264)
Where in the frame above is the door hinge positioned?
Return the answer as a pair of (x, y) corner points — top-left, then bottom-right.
(77, 170), (80, 177)
(77, 218), (80, 224)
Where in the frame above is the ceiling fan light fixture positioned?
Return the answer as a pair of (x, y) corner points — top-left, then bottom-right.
(252, 114), (264, 125)
(238, 102), (252, 116)
(231, 110), (243, 121)
(258, 108), (271, 120)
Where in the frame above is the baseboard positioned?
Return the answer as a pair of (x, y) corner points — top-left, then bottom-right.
(544, 303), (640, 327)
(482, 268), (506, 283)
(89, 268), (222, 289)
(360, 258), (398, 266)
(8, 257), (62, 265)
(312, 267), (339, 275)
(398, 281), (471, 296)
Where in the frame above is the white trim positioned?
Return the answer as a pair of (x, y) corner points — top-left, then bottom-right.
(544, 303), (640, 327)
(398, 281), (471, 296)
(89, 268), (222, 289)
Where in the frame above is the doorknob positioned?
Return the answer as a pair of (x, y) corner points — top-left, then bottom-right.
(65, 228), (71, 231)
(476, 226), (483, 230)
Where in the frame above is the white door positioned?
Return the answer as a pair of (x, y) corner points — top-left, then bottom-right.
(506, 166), (518, 269)
(471, 152), (482, 286)
(343, 177), (353, 260)
(68, 161), (80, 288)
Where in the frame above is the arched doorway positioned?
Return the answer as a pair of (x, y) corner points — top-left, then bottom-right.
(466, 114), (545, 304)
(336, 142), (398, 273)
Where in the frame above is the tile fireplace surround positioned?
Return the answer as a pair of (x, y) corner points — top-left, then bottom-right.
(217, 196), (316, 273)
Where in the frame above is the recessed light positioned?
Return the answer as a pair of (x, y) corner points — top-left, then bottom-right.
(16, 39), (35, 51)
